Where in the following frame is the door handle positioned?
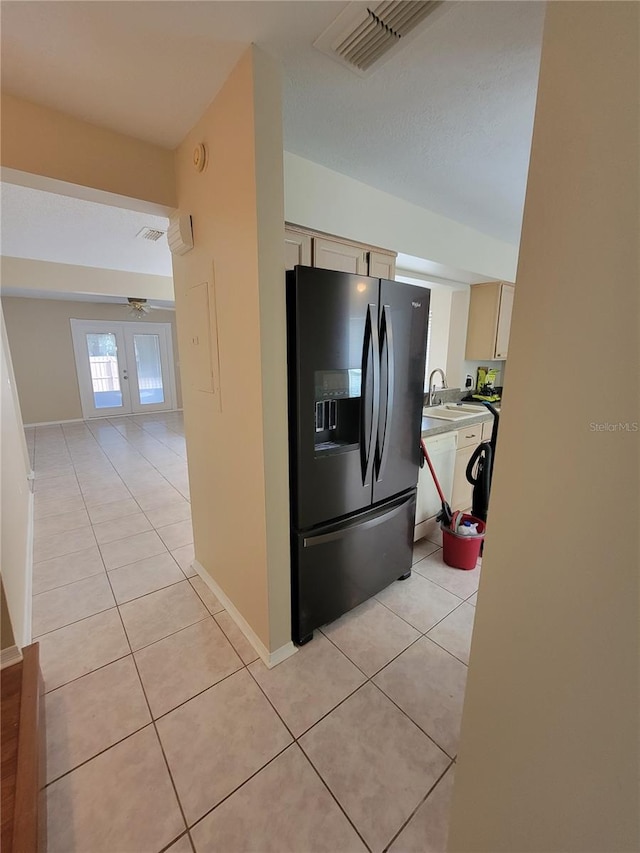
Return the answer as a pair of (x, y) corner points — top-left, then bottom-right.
(303, 492), (414, 547)
(360, 303), (380, 487)
(376, 304), (394, 481)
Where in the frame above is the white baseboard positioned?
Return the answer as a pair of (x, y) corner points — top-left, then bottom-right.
(24, 417), (84, 427)
(23, 490), (34, 646)
(414, 515), (439, 542)
(1, 645), (23, 670)
(192, 560), (297, 669)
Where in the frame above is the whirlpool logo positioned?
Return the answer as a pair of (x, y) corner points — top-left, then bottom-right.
(411, 301), (422, 308)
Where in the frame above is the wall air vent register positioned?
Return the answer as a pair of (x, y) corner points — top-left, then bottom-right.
(136, 227), (166, 242)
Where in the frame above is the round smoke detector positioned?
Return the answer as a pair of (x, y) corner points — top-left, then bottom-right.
(193, 143), (207, 173)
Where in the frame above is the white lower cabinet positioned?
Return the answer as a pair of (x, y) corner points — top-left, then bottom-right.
(414, 431), (457, 542)
(452, 424), (483, 511)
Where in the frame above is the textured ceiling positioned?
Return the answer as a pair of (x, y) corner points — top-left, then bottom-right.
(280, 2), (545, 243)
(0, 1), (544, 245)
(0, 183), (172, 275)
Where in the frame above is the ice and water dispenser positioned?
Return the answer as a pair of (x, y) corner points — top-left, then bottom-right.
(313, 369), (361, 453)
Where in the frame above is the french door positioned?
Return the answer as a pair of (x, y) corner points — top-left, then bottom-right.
(70, 320), (177, 418)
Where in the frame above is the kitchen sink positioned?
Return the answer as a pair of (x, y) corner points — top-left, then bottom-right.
(423, 404), (486, 421)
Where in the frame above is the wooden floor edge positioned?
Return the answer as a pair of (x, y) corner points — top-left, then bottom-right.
(13, 642), (41, 853)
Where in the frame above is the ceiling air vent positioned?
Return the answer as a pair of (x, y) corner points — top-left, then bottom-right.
(136, 227), (166, 242)
(314, 1), (446, 76)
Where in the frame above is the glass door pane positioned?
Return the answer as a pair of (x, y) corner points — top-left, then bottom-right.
(122, 322), (176, 414)
(133, 334), (165, 406)
(71, 320), (133, 418)
(86, 332), (124, 409)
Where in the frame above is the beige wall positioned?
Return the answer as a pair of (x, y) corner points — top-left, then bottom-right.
(449, 3), (639, 851)
(1, 93), (176, 208)
(2, 256), (174, 302)
(1, 306), (32, 648)
(284, 152), (519, 282)
(1, 579), (16, 651)
(172, 45), (290, 654)
(2, 296), (182, 424)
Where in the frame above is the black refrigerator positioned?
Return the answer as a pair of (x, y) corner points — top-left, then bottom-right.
(286, 266), (429, 645)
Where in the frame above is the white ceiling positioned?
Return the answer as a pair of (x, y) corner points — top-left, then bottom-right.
(1, 1), (545, 245)
(0, 183), (173, 276)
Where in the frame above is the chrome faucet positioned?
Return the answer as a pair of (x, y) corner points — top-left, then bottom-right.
(428, 368), (448, 406)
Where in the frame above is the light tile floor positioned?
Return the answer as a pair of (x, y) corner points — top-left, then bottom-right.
(26, 413), (480, 853)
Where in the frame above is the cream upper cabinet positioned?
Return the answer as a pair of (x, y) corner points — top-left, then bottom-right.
(284, 228), (312, 271)
(494, 283), (514, 359)
(313, 237), (368, 275)
(284, 224), (397, 278)
(368, 250), (396, 280)
(465, 281), (515, 360)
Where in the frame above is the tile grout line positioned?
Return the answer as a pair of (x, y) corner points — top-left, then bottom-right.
(32, 602), (117, 643)
(297, 742), (374, 853)
(382, 759), (455, 853)
(158, 830), (196, 853)
(373, 587), (464, 635)
(211, 615), (259, 667)
(43, 718), (155, 789)
(421, 632), (471, 667)
(32, 547), (189, 600)
(318, 630), (456, 759)
(147, 652), (244, 723)
(41, 650), (133, 696)
(367, 582), (476, 654)
(412, 556), (481, 598)
(186, 740), (296, 837)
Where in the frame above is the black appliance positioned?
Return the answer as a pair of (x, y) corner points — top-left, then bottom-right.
(286, 266), (429, 645)
(466, 402), (500, 523)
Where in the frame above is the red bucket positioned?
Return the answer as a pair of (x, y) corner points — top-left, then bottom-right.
(441, 515), (485, 570)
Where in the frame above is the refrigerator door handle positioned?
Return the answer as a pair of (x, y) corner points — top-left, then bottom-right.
(376, 304), (395, 482)
(303, 492), (413, 547)
(360, 302), (380, 486)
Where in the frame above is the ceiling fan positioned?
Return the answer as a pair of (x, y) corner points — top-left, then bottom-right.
(125, 297), (175, 317)
(127, 297), (151, 318)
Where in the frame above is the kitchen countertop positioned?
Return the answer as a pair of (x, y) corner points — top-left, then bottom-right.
(421, 404), (500, 439)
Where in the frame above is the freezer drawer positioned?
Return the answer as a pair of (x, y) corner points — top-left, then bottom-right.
(292, 491), (416, 644)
